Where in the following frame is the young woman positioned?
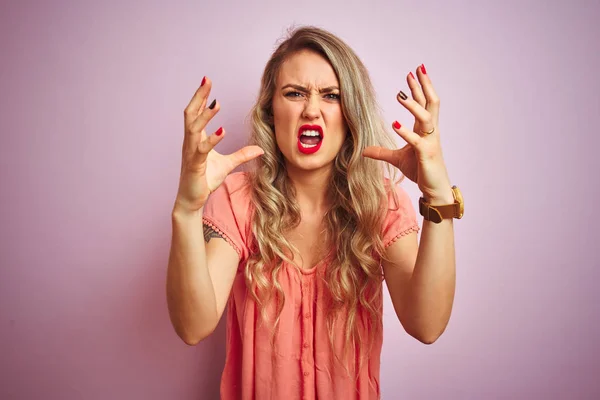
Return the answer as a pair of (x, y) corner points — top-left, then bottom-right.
(167, 26), (463, 400)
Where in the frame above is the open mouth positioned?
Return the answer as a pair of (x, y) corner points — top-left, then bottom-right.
(297, 125), (323, 154)
(299, 130), (322, 147)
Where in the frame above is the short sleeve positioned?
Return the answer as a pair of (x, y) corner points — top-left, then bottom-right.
(202, 172), (251, 262)
(381, 181), (420, 248)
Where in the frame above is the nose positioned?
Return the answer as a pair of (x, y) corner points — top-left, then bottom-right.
(302, 94), (320, 120)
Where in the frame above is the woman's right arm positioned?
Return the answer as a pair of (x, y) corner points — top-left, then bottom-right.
(167, 207), (239, 345)
(166, 77), (263, 345)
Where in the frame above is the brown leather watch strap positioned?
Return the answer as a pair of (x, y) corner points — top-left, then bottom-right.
(419, 199), (460, 223)
(419, 186), (464, 223)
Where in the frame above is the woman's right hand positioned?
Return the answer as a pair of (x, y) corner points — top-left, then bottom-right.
(174, 77), (264, 214)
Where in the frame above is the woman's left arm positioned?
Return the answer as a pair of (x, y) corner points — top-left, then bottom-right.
(381, 199), (455, 344)
(363, 64), (458, 344)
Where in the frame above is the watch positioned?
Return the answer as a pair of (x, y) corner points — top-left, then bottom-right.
(419, 185), (464, 223)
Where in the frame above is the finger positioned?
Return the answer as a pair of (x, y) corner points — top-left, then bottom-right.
(416, 64), (440, 125)
(193, 126), (226, 165)
(189, 99), (220, 136)
(184, 76), (212, 125)
(362, 121), (421, 163)
(407, 71), (426, 108)
(396, 91), (434, 134)
(197, 127), (225, 155)
(391, 121), (421, 146)
(226, 145), (265, 168)
(362, 146), (397, 164)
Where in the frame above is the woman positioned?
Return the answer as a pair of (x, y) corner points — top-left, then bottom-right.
(167, 26), (462, 400)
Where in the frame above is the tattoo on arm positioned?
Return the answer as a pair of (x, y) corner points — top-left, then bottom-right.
(203, 225), (223, 243)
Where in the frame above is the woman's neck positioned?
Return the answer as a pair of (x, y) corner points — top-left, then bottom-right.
(285, 163), (332, 213)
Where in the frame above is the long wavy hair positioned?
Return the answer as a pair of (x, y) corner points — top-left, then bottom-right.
(244, 26), (400, 365)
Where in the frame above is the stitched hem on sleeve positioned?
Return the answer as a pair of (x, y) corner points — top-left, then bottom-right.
(202, 217), (242, 259)
(384, 224), (420, 248)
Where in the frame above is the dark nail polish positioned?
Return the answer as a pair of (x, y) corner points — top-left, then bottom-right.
(201, 76), (206, 86)
(208, 99), (217, 109)
(216, 127), (223, 136)
(397, 91), (408, 101)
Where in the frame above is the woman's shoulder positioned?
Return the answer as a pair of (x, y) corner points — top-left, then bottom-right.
(217, 171), (254, 222)
(382, 176), (404, 209)
(204, 171), (253, 215)
(220, 171), (252, 199)
(380, 176), (419, 245)
(203, 171), (253, 256)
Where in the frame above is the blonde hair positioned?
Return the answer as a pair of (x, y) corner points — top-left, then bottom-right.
(244, 25), (400, 367)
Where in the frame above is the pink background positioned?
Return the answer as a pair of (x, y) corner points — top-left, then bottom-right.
(1, 0), (599, 399)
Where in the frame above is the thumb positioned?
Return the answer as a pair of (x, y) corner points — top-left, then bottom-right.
(362, 146), (397, 165)
(227, 145), (265, 168)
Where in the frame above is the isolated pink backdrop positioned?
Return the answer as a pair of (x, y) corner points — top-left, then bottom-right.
(1, 0), (599, 399)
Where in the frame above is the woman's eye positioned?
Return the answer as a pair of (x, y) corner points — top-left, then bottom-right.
(284, 91), (340, 100)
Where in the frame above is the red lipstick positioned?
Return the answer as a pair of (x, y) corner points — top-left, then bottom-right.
(297, 124), (324, 155)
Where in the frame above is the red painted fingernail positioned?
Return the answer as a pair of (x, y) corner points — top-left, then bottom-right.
(393, 121), (401, 130)
(420, 64), (427, 74)
(409, 72), (415, 79)
(216, 127), (223, 136)
(201, 76), (206, 86)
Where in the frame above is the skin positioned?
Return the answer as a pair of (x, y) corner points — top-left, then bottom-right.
(271, 52), (456, 344)
(168, 48), (456, 345)
(167, 76), (263, 345)
(272, 49), (347, 212)
(363, 65), (456, 344)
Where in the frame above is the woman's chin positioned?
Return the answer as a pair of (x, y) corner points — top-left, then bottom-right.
(289, 154), (336, 172)
(279, 142), (341, 173)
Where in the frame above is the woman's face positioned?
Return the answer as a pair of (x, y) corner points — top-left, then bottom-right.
(271, 49), (347, 173)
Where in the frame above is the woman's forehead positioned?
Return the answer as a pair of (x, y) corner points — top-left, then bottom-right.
(277, 50), (339, 88)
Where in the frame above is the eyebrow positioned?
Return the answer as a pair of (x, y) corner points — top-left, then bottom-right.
(281, 84), (340, 93)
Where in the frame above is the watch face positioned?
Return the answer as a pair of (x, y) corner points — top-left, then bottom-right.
(452, 186), (464, 218)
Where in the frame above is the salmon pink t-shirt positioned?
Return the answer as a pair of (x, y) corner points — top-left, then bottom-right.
(202, 172), (419, 400)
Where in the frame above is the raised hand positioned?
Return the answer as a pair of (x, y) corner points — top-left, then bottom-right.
(363, 64), (453, 203)
(175, 77), (264, 213)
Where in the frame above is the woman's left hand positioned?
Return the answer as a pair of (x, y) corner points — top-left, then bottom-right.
(363, 64), (453, 204)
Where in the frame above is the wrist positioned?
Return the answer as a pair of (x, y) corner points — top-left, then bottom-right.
(423, 189), (455, 206)
(172, 202), (204, 220)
